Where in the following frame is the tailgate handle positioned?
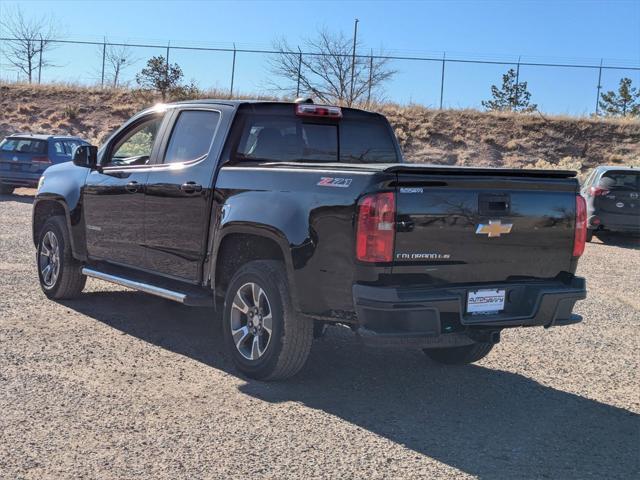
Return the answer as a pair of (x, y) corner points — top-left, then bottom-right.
(479, 194), (511, 216)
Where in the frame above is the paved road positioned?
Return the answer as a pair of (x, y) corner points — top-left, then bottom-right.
(1, 189), (638, 479)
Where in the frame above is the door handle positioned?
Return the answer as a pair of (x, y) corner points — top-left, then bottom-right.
(125, 181), (140, 193)
(180, 182), (203, 193)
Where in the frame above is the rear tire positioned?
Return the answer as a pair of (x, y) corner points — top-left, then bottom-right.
(222, 260), (313, 381)
(37, 216), (86, 299)
(586, 229), (594, 242)
(0, 185), (15, 195)
(424, 342), (494, 365)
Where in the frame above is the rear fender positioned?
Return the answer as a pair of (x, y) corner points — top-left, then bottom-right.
(210, 194), (312, 312)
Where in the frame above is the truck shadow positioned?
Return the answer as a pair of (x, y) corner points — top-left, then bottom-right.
(590, 232), (640, 250)
(62, 290), (639, 479)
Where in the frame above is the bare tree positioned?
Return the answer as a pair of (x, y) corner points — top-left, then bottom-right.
(99, 41), (137, 87)
(269, 28), (396, 106)
(0, 6), (61, 83)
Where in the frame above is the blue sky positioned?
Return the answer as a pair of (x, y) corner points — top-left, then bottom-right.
(1, 0), (639, 114)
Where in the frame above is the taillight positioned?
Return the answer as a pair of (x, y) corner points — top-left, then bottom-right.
(589, 186), (609, 196)
(31, 156), (51, 164)
(356, 192), (395, 262)
(573, 195), (587, 257)
(295, 104), (342, 118)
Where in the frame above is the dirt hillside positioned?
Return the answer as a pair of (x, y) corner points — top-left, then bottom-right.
(1, 82), (639, 175)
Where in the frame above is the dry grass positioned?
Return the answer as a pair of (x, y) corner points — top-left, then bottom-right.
(379, 104), (640, 174)
(1, 82), (638, 173)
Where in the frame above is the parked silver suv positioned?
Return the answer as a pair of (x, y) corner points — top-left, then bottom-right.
(581, 166), (639, 241)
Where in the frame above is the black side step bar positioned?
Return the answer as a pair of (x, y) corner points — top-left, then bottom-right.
(81, 267), (214, 307)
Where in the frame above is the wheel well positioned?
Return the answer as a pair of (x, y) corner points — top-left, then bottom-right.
(215, 233), (285, 297)
(33, 201), (66, 246)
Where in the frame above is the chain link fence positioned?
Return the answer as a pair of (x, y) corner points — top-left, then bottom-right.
(1, 36), (639, 115)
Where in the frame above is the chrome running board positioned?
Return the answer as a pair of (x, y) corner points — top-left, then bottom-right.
(82, 267), (187, 304)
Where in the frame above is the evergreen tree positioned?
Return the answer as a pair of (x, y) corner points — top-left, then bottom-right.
(599, 78), (640, 117)
(482, 68), (537, 113)
(136, 56), (184, 100)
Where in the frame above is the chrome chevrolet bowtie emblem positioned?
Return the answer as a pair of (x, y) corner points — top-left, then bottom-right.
(476, 220), (513, 238)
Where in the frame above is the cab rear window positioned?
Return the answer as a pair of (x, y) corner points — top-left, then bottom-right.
(0, 138), (47, 154)
(232, 107), (398, 164)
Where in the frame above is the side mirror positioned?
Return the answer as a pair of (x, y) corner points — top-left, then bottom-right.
(72, 145), (99, 169)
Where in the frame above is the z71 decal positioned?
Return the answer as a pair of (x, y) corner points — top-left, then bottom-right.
(317, 177), (353, 188)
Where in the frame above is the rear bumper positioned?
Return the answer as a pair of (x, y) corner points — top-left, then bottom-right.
(352, 277), (586, 347)
(0, 172), (41, 188)
(589, 212), (640, 233)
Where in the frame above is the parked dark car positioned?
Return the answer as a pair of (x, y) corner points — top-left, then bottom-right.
(32, 100), (587, 380)
(0, 134), (89, 194)
(580, 165), (639, 241)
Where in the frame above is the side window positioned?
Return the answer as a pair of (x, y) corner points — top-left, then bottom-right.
(164, 110), (220, 164)
(52, 141), (65, 155)
(64, 140), (81, 155)
(108, 116), (163, 167)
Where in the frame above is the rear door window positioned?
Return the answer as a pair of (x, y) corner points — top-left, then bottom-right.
(164, 110), (220, 164)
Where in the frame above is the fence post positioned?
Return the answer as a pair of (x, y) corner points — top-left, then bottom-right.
(165, 41), (170, 98)
(514, 55), (521, 110)
(595, 58), (603, 116)
(349, 18), (359, 106)
(37, 36), (43, 84)
(296, 46), (302, 98)
(101, 38), (106, 87)
(230, 43), (236, 98)
(367, 49), (373, 106)
(439, 52), (446, 109)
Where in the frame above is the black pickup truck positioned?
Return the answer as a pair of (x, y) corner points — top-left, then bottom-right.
(33, 100), (587, 380)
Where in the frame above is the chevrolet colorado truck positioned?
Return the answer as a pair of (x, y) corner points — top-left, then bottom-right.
(32, 100), (587, 380)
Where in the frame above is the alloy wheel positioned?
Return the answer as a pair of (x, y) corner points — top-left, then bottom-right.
(230, 282), (273, 361)
(39, 230), (60, 288)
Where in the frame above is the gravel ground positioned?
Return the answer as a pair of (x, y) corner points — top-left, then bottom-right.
(1, 188), (638, 479)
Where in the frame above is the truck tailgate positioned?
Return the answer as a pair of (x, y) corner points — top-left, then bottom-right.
(392, 169), (579, 284)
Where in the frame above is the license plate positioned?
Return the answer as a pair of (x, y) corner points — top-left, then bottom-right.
(467, 289), (505, 314)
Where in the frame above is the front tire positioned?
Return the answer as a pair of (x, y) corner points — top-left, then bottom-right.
(586, 229), (594, 242)
(424, 342), (494, 365)
(222, 260), (313, 381)
(0, 185), (15, 195)
(37, 216), (86, 299)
